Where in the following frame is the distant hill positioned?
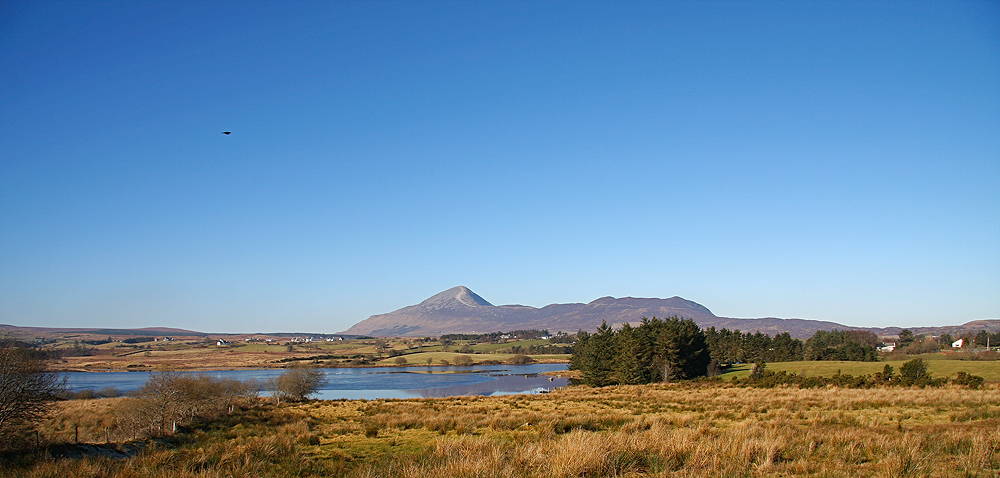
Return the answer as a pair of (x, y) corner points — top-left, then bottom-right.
(0, 324), (205, 337)
(341, 286), (1000, 339)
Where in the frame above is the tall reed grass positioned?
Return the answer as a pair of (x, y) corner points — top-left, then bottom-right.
(9, 382), (1000, 477)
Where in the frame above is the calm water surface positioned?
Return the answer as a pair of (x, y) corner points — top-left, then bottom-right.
(62, 363), (570, 400)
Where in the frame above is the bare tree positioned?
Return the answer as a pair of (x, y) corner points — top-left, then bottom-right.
(0, 343), (62, 450)
(126, 372), (258, 436)
(272, 366), (326, 403)
(657, 360), (677, 383)
(133, 372), (182, 434)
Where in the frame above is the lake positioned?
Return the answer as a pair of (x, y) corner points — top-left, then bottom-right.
(62, 363), (571, 400)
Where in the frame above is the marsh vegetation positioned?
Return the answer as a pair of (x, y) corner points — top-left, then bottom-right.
(5, 377), (998, 478)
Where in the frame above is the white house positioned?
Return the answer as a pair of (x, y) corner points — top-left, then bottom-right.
(952, 338), (964, 348)
(878, 343), (896, 352)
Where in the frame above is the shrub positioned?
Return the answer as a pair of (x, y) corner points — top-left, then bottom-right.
(897, 358), (929, 386)
(274, 366), (326, 402)
(952, 371), (984, 389)
(97, 387), (122, 398)
(0, 343), (63, 450)
(966, 351), (999, 361)
(508, 354), (534, 365)
(749, 361), (766, 379)
(732, 361), (956, 390)
(706, 360), (722, 377)
(454, 355), (474, 366)
(903, 337), (941, 355)
(123, 373), (259, 437)
(73, 389), (96, 400)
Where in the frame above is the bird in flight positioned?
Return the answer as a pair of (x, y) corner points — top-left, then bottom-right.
(222, 131), (231, 135)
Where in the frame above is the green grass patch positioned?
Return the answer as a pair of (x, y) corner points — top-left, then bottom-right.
(229, 343), (281, 352)
(469, 339), (551, 353)
(720, 359), (1000, 381)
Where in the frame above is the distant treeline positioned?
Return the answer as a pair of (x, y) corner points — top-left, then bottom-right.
(506, 344), (573, 355)
(704, 328), (803, 364)
(121, 336), (156, 344)
(938, 330), (1000, 348)
(705, 328), (881, 364)
(441, 330), (553, 343)
(0, 339), (99, 360)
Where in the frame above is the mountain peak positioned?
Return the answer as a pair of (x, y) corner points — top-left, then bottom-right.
(586, 295), (713, 315)
(418, 286), (493, 309)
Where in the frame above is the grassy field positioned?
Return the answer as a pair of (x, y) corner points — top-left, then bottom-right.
(721, 357), (1000, 381)
(465, 339), (554, 353)
(47, 337), (568, 371)
(12, 380), (1000, 478)
(375, 351), (571, 366)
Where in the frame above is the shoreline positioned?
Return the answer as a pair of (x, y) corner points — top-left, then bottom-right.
(53, 358), (571, 374)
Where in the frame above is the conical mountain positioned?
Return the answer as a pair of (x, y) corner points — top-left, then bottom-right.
(340, 286), (503, 336)
(415, 286), (493, 310)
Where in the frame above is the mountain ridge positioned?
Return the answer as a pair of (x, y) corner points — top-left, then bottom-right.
(340, 286), (1000, 339)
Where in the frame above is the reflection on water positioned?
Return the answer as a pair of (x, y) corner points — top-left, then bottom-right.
(63, 363), (570, 400)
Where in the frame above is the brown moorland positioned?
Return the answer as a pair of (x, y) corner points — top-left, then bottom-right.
(11, 381), (1000, 478)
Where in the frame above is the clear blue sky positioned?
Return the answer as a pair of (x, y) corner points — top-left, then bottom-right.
(2, 1), (997, 333)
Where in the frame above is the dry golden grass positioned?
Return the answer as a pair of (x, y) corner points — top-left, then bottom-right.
(42, 398), (129, 444)
(13, 382), (1000, 478)
(56, 345), (318, 371)
(315, 383), (1000, 478)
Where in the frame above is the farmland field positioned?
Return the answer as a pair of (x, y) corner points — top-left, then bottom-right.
(41, 336), (566, 371)
(721, 357), (1000, 381)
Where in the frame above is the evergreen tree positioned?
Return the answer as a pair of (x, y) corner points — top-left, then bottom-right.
(580, 321), (616, 387)
(704, 327), (722, 363)
(670, 317), (712, 379)
(939, 333), (953, 349)
(897, 329), (915, 347)
(805, 330), (879, 361)
(569, 330), (589, 372)
(743, 331), (770, 363)
(975, 330), (990, 347)
(767, 332), (804, 362)
(568, 317), (722, 385)
(613, 323), (645, 385)
(645, 317), (710, 381)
